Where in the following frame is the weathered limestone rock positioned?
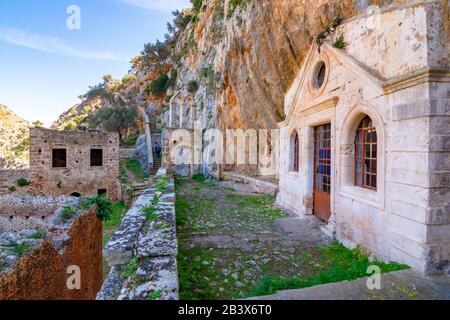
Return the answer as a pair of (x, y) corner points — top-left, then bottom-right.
(138, 227), (178, 259)
(95, 267), (125, 300)
(126, 257), (178, 301)
(104, 204), (146, 266)
(135, 135), (149, 174)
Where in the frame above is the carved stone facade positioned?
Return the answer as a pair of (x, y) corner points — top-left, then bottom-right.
(277, 1), (450, 275)
(29, 128), (121, 201)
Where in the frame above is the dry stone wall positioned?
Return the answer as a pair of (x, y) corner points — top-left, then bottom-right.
(0, 170), (30, 195)
(97, 168), (178, 300)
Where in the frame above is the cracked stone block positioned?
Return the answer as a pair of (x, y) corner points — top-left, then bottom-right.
(104, 204), (147, 266)
(160, 192), (175, 203)
(96, 267), (125, 300)
(137, 227), (178, 259)
(123, 257), (179, 300)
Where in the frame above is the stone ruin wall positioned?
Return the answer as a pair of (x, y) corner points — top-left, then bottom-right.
(29, 128), (121, 201)
(0, 195), (102, 300)
(0, 169), (30, 195)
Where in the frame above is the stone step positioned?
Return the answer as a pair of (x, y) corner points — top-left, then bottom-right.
(246, 270), (450, 300)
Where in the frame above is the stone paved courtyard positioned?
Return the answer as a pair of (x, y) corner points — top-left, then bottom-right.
(176, 177), (336, 300)
(176, 177), (450, 300)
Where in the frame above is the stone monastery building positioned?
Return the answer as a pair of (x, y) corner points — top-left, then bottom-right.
(277, 1), (450, 275)
(29, 128), (121, 201)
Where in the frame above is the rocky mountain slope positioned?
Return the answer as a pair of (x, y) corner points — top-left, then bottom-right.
(0, 105), (29, 169)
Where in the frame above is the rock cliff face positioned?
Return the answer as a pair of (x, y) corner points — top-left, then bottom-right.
(170, 0), (412, 132)
(51, 0), (440, 175)
(0, 105), (29, 169)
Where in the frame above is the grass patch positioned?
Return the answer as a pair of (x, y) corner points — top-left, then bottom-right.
(192, 173), (216, 187)
(125, 158), (149, 182)
(26, 230), (46, 239)
(142, 205), (158, 221)
(10, 242), (32, 256)
(245, 242), (409, 298)
(121, 256), (138, 281)
(155, 175), (169, 191)
(60, 206), (77, 223)
(175, 194), (191, 228)
(155, 223), (171, 230)
(147, 290), (162, 300)
(225, 194), (285, 223)
(192, 173), (206, 182)
(102, 201), (128, 228)
(178, 246), (215, 300)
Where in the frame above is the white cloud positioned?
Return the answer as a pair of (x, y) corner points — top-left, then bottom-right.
(0, 26), (128, 62)
(118, 0), (192, 12)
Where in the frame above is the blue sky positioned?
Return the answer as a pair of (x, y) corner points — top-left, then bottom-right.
(0, 0), (191, 125)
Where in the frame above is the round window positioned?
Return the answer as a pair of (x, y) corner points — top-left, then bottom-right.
(315, 62), (327, 89)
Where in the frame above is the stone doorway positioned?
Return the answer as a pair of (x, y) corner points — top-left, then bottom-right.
(313, 123), (332, 222)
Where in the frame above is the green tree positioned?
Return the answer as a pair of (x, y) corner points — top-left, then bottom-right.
(88, 106), (138, 144)
(31, 120), (45, 128)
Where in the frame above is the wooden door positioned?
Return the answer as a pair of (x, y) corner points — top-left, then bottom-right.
(313, 123), (332, 222)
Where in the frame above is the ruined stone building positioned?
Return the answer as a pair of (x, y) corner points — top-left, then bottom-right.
(277, 2), (449, 275)
(29, 128), (121, 201)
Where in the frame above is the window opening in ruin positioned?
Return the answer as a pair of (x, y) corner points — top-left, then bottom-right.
(98, 189), (107, 196)
(90, 149), (103, 167)
(71, 192), (82, 198)
(52, 149), (67, 168)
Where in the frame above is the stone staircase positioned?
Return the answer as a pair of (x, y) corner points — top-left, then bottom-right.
(0, 177), (8, 195)
(151, 147), (162, 175)
(148, 120), (162, 176)
(131, 183), (149, 198)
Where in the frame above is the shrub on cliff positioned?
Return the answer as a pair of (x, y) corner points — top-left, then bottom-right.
(16, 178), (30, 187)
(187, 80), (199, 93)
(147, 73), (170, 96)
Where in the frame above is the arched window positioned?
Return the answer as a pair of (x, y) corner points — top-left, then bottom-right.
(291, 131), (300, 172)
(355, 116), (377, 189)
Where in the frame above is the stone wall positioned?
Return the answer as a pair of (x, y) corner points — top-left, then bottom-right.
(29, 128), (121, 201)
(162, 128), (201, 178)
(0, 169), (30, 195)
(119, 148), (136, 160)
(0, 195), (74, 231)
(0, 195), (103, 300)
(97, 168), (179, 300)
